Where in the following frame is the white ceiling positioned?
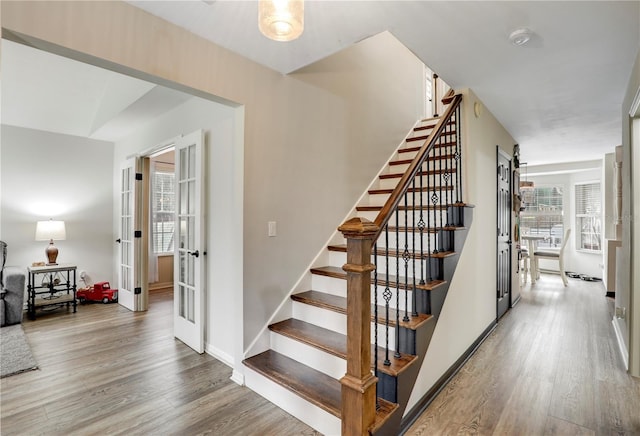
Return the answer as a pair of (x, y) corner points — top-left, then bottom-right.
(2, 1), (639, 166)
(127, 0), (640, 166)
(1, 39), (193, 142)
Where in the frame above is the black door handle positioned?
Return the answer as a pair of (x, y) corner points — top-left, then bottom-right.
(188, 250), (200, 258)
(115, 238), (121, 243)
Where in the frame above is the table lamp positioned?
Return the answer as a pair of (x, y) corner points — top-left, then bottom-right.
(35, 219), (66, 265)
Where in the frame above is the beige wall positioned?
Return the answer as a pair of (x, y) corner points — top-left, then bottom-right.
(621, 47), (640, 377)
(407, 89), (517, 411)
(1, 2), (425, 374)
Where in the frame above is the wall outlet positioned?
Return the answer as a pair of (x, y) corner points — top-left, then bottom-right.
(615, 306), (626, 319)
(268, 221), (277, 237)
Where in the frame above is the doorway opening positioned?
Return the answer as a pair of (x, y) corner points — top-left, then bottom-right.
(148, 148), (176, 296)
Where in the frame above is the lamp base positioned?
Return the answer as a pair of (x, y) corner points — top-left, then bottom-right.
(45, 240), (59, 265)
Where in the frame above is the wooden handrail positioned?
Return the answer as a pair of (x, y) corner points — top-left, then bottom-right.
(372, 93), (463, 243)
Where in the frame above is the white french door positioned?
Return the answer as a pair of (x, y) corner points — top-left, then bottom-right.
(118, 157), (144, 311)
(174, 130), (206, 353)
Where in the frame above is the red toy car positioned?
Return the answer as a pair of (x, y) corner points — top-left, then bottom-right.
(77, 281), (118, 304)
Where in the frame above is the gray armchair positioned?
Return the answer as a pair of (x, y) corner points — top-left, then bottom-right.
(1, 241), (26, 326)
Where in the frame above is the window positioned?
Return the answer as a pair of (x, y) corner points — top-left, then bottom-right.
(520, 185), (564, 249)
(152, 170), (175, 253)
(575, 182), (601, 252)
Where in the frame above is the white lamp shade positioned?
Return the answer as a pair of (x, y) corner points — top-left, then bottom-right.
(35, 220), (66, 241)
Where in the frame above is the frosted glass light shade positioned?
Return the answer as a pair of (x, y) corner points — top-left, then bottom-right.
(259, 0), (304, 42)
(35, 220), (66, 241)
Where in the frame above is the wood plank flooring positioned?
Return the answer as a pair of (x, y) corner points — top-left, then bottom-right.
(3, 275), (639, 435)
(1, 289), (320, 436)
(405, 274), (640, 435)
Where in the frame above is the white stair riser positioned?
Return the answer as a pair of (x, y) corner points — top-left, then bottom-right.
(309, 273), (412, 311)
(293, 301), (346, 335)
(244, 367), (341, 436)
(375, 232), (443, 251)
(329, 250), (439, 282)
(377, 174), (459, 190)
(270, 332), (345, 379)
(395, 149), (419, 160)
(367, 190), (457, 207)
(330, 234), (445, 251)
(292, 301), (397, 350)
(357, 210), (451, 227)
(330, 249), (436, 267)
(310, 274), (348, 297)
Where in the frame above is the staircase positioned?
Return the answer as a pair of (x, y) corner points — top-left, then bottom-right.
(243, 93), (473, 435)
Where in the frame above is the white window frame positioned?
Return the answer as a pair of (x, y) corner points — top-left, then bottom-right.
(575, 181), (602, 253)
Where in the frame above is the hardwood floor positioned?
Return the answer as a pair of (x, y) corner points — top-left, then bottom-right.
(1, 289), (320, 436)
(3, 276), (639, 435)
(406, 274), (640, 435)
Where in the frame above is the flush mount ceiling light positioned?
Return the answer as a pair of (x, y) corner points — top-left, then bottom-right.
(509, 28), (532, 46)
(259, 0), (304, 42)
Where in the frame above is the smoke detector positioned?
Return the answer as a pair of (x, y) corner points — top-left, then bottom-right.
(509, 28), (532, 46)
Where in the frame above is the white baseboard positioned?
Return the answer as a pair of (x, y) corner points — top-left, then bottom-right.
(205, 343), (234, 368)
(230, 369), (245, 386)
(612, 318), (629, 370)
(206, 343), (245, 385)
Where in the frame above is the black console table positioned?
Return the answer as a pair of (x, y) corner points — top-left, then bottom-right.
(27, 264), (77, 320)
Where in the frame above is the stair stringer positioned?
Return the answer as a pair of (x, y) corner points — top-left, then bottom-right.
(372, 205), (474, 436)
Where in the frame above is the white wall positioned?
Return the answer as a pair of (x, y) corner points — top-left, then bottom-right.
(527, 164), (604, 278)
(113, 96), (241, 367)
(0, 125), (114, 285)
(620, 47), (640, 377)
(407, 89), (517, 412)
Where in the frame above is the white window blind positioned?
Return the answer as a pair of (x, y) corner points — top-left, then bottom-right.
(575, 182), (601, 252)
(152, 169), (175, 253)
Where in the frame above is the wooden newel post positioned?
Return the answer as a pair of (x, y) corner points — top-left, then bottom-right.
(338, 217), (379, 436)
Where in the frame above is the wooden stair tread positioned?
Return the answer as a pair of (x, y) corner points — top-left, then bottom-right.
(371, 397), (400, 434)
(379, 168), (456, 179)
(389, 154), (456, 164)
(406, 132), (456, 142)
(357, 204), (447, 212)
(398, 141), (456, 153)
(243, 350), (399, 423)
(269, 318), (417, 376)
(385, 225), (467, 233)
(368, 185), (454, 195)
(413, 120), (455, 132)
(328, 244), (457, 260)
(293, 289), (433, 330)
(243, 349), (342, 417)
(311, 265), (447, 292)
